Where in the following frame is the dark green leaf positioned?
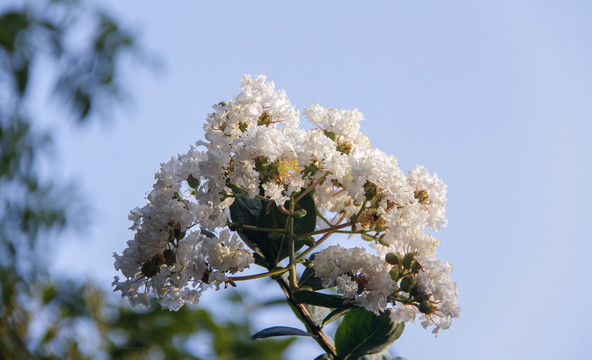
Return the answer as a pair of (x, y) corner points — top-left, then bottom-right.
(360, 350), (398, 359)
(293, 290), (347, 308)
(229, 190), (263, 250)
(73, 89), (92, 121)
(256, 193), (317, 266)
(229, 192), (270, 267)
(322, 306), (352, 327)
(253, 253), (269, 268)
(315, 354), (334, 360)
(0, 12), (28, 51)
(200, 227), (216, 238)
(291, 193), (317, 234)
(42, 285), (57, 304)
(249, 326), (314, 340)
(296, 235), (316, 248)
(304, 304), (331, 327)
(16, 63), (29, 94)
(335, 308), (404, 360)
(229, 190), (318, 267)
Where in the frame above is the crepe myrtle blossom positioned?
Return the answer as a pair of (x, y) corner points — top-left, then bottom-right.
(113, 75), (459, 343)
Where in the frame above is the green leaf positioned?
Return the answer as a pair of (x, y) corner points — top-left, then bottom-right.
(249, 326), (314, 340)
(42, 284), (57, 304)
(229, 187), (317, 267)
(15, 63), (29, 95)
(360, 350), (398, 359)
(228, 191), (270, 267)
(296, 235), (316, 248)
(303, 304), (331, 327)
(291, 193), (317, 234)
(335, 308), (404, 360)
(255, 193), (317, 266)
(229, 193), (263, 251)
(322, 306), (351, 327)
(200, 227), (216, 238)
(293, 290), (348, 308)
(315, 354), (334, 360)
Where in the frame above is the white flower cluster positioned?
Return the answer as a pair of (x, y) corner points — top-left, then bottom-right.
(312, 245), (394, 313)
(113, 149), (254, 310)
(113, 75), (459, 333)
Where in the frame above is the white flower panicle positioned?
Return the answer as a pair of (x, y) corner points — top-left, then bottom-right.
(113, 75), (459, 334)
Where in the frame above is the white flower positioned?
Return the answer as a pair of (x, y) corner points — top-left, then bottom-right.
(313, 245), (395, 313)
(406, 166), (448, 231)
(262, 181), (290, 206)
(415, 258), (461, 335)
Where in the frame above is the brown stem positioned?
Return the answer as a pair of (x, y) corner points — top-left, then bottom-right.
(302, 221), (353, 237)
(295, 173), (328, 202)
(275, 278), (338, 359)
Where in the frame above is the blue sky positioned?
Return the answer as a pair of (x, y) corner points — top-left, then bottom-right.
(42, 1), (592, 359)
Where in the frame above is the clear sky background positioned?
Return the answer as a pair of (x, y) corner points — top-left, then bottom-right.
(38, 1), (592, 359)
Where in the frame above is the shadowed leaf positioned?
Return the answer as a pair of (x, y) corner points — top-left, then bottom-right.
(335, 308), (404, 360)
(293, 290), (348, 308)
(250, 326), (314, 340)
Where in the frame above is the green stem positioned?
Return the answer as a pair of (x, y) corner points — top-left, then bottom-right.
(227, 267), (288, 281)
(226, 184), (270, 202)
(288, 196), (297, 289)
(332, 230), (372, 235)
(296, 226), (341, 262)
(239, 224), (287, 234)
(352, 200), (368, 221)
(316, 210), (333, 226)
(297, 212), (349, 261)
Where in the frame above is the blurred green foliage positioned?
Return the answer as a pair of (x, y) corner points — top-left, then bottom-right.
(0, 1), (294, 359)
(1, 271), (294, 359)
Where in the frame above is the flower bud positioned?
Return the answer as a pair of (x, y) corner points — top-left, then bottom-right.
(323, 130), (337, 141)
(385, 252), (400, 265)
(389, 268), (399, 281)
(411, 261), (422, 274)
(402, 253), (415, 269)
(418, 300), (436, 314)
(297, 236), (316, 247)
(414, 294), (430, 303)
(172, 191), (183, 202)
(302, 259), (314, 268)
(374, 225), (388, 232)
(399, 276), (415, 293)
(361, 233), (375, 241)
(414, 189), (430, 204)
(363, 181), (378, 201)
(288, 209), (307, 218)
(258, 111), (272, 126)
(336, 142), (352, 155)
(187, 174), (200, 189)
